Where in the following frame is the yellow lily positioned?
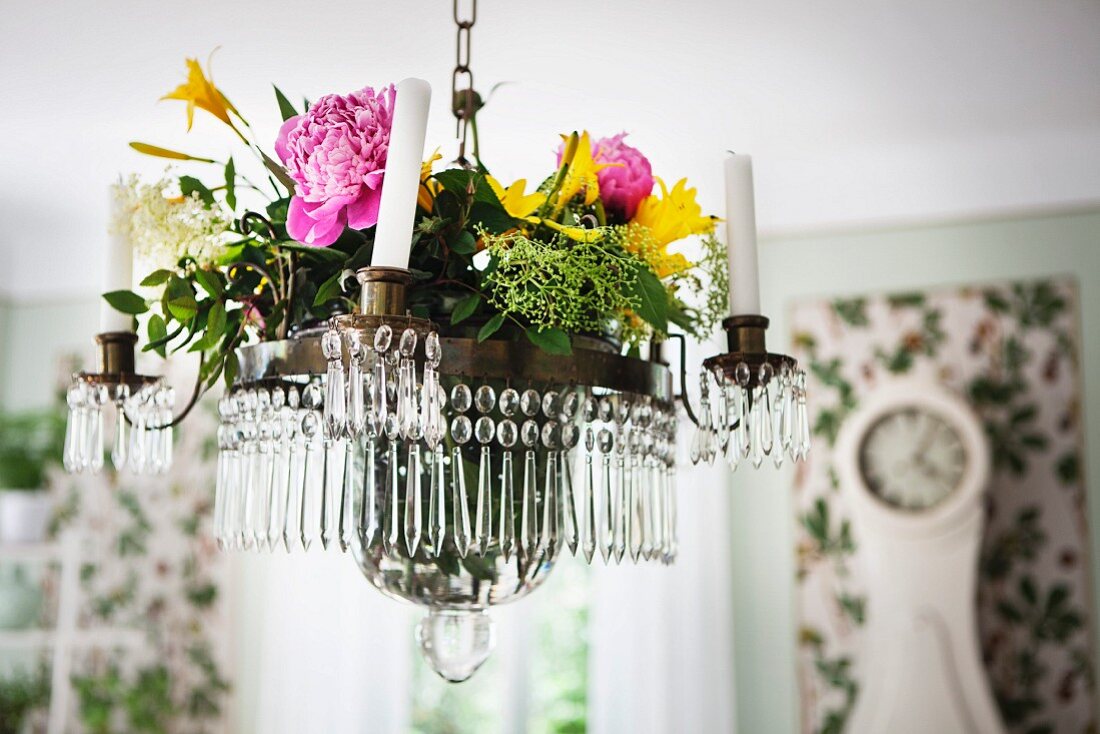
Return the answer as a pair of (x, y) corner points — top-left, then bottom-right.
(418, 149), (443, 211)
(555, 131), (619, 209)
(162, 54), (244, 140)
(631, 177), (717, 248)
(487, 176), (546, 219)
(533, 217), (606, 243)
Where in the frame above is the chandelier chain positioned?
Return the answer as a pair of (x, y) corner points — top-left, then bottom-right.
(452, 0), (477, 164)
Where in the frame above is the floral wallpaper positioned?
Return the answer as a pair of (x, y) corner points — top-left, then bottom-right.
(53, 387), (230, 734)
(791, 278), (1095, 734)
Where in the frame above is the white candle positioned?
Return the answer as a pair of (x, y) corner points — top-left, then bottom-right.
(101, 186), (134, 332)
(724, 153), (761, 315)
(371, 77), (432, 269)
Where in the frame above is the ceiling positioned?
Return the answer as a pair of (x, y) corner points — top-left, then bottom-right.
(2, 0), (1098, 301)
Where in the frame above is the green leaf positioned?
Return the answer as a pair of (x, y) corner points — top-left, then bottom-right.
(223, 350), (239, 389)
(139, 269), (173, 288)
(102, 290), (148, 315)
(450, 230), (477, 255)
(128, 141), (216, 163)
(275, 241), (347, 261)
(146, 314), (168, 357)
(164, 276), (198, 323)
(261, 151), (298, 193)
(468, 201), (516, 235)
(477, 314), (505, 342)
(193, 269), (224, 300)
(273, 85), (298, 121)
(195, 301), (227, 351)
(525, 326), (572, 355)
(179, 176), (215, 207)
(451, 293), (481, 325)
(313, 270), (346, 306)
(224, 157), (237, 211)
(628, 267), (669, 332)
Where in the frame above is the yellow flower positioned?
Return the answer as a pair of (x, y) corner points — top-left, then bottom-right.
(555, 131), (619, 208)
(418, 149), (443, 211)
(161, 54), (243, 138)
(631, 177), (717, 248)
(487, 176), (546, 219)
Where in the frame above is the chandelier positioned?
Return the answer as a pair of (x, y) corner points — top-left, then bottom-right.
(63, 1), (808, 681)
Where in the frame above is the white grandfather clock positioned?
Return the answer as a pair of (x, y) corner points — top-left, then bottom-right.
(836, 378), (1004, 734)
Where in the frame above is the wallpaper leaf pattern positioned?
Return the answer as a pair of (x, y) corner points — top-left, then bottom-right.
(791, 278), (1095, 734)
(53, 383), (230, 734)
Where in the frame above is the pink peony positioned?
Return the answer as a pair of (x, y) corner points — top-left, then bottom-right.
(275, 84), (396, 246)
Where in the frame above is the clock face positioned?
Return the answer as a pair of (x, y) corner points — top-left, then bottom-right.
(858, 407), (967, 511)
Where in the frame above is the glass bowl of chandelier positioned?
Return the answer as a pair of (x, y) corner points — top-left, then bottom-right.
(211, 316), (677, 681)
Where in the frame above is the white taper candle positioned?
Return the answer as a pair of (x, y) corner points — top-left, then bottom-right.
(101, 185), (134, 332)
(371, 78), (432, 269)
(723, 153), (761, 315)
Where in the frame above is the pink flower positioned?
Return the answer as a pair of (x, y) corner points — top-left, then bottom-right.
(556, 132), (654, 221)
(275, 84), (396, 246)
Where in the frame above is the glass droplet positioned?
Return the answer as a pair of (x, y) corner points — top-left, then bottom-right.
(734, 361), (751, 386)
(474, 385), (496, 414)
(584, 427), (595, 452)
(561, 423), (580, 450)
(451, 384), (472, 413)
(598, 397), (613, 423)
(451, 415), (472, 444)
(597, 428), (614, 454)
(301, 411), (320, 438)
(497, 419), (518, 448)
(520, 389), (540, 417)
(374, 324), (392, 353)
(561, 391), (579, 419)
(521, 420), (539, 447)
(582, 396), (598, 423)
(399, 328), (418, 356)
(302, 383), (322, 410)
(499, 388), (520, 417)
(321, 329), (341, 359)
(425, 331), (441, 366)
(416, 610), (495, 683)
(474, 416), (496, 444)
(758, 362), (774, 386)
(541, 391), (561, 418)
(541, 420), (559, 449)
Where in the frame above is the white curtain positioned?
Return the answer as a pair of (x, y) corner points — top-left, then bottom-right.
(230, 552), (414, 733)
(587, 432), (737, 734)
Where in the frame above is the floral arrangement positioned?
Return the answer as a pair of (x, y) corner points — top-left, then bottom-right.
(107, 55), (727, 396)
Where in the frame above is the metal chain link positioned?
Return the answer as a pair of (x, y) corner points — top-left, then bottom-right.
(452, 0), (477, 165)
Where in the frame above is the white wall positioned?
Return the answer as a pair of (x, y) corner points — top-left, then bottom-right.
(1, 0), (1099, 301)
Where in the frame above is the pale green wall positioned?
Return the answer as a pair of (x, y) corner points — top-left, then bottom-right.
(0, 297), (99, 411)
(733, 207), (1100, 734)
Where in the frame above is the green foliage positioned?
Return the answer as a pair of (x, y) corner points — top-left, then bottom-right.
(801, 498), (855, 558)
(0, 669), (49, 734)
(0, 407), (67, 489)
(982, 506), (1046, 581)
(482, 230), (641, 337)
(73, 663), (173, 734)
(103, 290), (148, 315)
(273, 85), (298, 121)
(831, 298), (868, 326)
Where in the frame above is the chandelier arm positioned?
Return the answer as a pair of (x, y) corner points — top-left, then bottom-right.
(667, 332), (700, 427)
(138, 353), (206, 431)
(240, 211), (278, 240)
